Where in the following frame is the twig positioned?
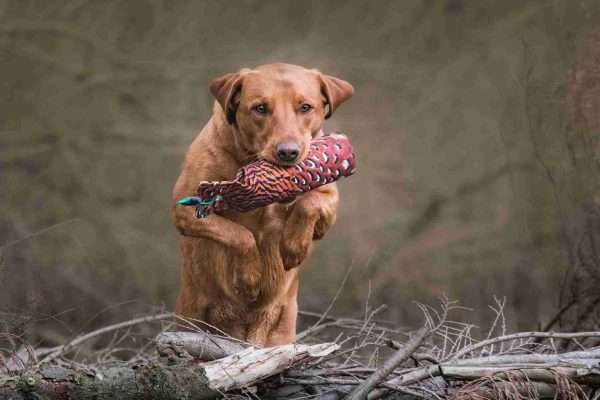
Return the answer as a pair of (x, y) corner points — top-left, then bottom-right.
(541, 299), (577, 332)
(486, 296), (506, 339)
(37, 312), (173, 364)
(447, 330), (600, 361)
(344, 326), (430, 400)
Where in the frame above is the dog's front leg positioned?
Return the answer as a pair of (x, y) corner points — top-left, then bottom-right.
(173, 206), (257, 252)
(173, 206), (262, 300)
(280, 183), (339, 270)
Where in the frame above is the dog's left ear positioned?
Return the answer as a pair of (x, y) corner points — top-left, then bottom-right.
(319, 73), (354, 119)
(209, 70), (247, 124)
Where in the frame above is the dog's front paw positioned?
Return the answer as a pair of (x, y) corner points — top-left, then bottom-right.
(280, 237), (311, 270)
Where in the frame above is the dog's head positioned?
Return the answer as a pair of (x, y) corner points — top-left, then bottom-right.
(209, 63), (353, 166)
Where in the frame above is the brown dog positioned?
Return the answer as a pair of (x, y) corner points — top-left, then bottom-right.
(171, 63), (353, 346)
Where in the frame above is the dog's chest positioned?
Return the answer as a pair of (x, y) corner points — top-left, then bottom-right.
(222, 202), (293, 239)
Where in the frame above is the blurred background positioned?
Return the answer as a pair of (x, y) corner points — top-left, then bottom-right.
(2, 0), (600, 347)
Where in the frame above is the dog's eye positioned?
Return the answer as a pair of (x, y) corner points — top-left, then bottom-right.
(253, 104), (268, 114)
(300, 103), (313, 113)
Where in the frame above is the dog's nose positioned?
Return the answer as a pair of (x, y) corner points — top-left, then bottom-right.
(276, 142), (300, 163)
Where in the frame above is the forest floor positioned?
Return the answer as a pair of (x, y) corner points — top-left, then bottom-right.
(2, 297), (600, 399)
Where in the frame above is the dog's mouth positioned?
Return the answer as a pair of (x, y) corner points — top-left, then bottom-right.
(272, 159), (301, 167)
(261, 148), (309, 168)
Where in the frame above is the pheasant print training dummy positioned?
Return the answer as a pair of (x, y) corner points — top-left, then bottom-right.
(177, 133), (357, 218)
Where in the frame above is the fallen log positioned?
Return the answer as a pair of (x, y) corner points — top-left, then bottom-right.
(5, 308), (600, 400)
(202, 342), (338, 391)
(441, 365), (600, 385)
(157, 331), (247, 361)
(366, 348), (600, 399)
(378, 346), (600, 387)
(0, 342), (339, 399)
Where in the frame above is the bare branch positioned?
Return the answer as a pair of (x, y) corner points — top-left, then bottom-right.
(447, 331), (600, 361)
(37, 312), (174, 364)
(345, 326), (430, 400)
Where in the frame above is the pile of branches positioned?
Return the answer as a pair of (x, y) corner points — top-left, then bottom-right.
(1, 298), (600, 399)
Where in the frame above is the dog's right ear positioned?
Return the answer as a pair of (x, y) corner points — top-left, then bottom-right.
(209, 71), (245, 124)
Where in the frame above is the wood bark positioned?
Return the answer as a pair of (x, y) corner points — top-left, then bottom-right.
(157, 331), (247, 361)
(0, 342), (339, 399)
